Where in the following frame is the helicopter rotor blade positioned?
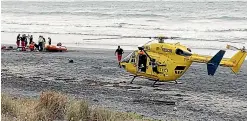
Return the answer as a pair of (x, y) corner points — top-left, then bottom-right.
(83, 37), (120, 40)
(148, 36), (180, 40)
(140, 39), (156, 47)
(82, 36), (180, 41)
(143, 50), (152, 60)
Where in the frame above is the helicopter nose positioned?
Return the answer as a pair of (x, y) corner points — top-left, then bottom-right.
(120, 62), (126, 69)
(122, 65), (126, 69)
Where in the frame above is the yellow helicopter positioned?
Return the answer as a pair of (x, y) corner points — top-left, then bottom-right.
(120, 36), (247, 86)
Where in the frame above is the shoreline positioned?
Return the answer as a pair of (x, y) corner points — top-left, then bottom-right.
(1, 32), (139, 50)
(2, 32), (246, 59)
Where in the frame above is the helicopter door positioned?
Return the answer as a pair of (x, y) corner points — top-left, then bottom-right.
(137, 53), (147, 72)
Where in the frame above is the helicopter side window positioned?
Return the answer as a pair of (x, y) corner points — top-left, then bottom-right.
(176, 49), (192, 56)
(131, 58), (135, 63)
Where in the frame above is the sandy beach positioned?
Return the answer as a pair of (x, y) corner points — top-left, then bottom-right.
(1, 48), (247, 121)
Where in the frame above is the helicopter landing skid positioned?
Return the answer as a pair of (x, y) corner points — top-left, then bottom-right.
(129, 76), (163, 87)
(130, 75), (137, 84)
(152, 80), (159, 87)
(174, 80), (182, 84)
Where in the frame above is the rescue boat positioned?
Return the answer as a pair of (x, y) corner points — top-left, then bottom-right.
(46, 45), (67, 52)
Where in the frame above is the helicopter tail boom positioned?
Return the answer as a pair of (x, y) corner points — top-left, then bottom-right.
(190, 49), (246, 75)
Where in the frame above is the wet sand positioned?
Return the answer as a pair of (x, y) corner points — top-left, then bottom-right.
(1, 48), (247, 121)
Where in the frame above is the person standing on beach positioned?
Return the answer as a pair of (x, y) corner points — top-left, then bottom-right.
(115, 46), (124, 67)
(29, 35), (33, 45)
(24, 34), (28, 47)
(48, 37), (51, 45)
(42, 36), (46, 50)
(16, 34), (21, 48)
(21, 34), (26, 51)
(38, 35), (43, 51)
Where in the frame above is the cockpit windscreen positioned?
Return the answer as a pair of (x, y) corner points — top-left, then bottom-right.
(122, 52), (135, 63)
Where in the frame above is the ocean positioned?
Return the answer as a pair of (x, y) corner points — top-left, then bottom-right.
(1, 0), (247, 57)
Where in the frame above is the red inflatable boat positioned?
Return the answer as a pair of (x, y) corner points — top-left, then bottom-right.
(46, 45), (67, 52)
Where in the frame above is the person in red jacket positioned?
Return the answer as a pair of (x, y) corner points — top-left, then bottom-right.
(29, 42), (35, 51)
(21, 34), (26, 51)
(115, 46), (124, 67)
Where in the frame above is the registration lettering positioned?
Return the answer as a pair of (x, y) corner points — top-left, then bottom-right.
(162, 48), (172, 53)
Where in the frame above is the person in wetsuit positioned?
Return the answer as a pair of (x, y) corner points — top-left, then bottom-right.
(115, 46), (124, 67)
(57, 42), (62, 46)
(24, 35), (28, 47)
(42, 36), (46, 50)
(29, 35), (33, 45)
(48, 37), (51, 45)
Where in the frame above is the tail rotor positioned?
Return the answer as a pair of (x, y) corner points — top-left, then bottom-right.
(226, 44), (247, 73)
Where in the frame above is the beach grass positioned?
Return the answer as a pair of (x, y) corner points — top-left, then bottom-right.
(1, 91), (156, 121)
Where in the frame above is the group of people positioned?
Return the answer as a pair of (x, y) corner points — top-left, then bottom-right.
(16, 34), (52, 51)
(16, 34), (32, 51)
